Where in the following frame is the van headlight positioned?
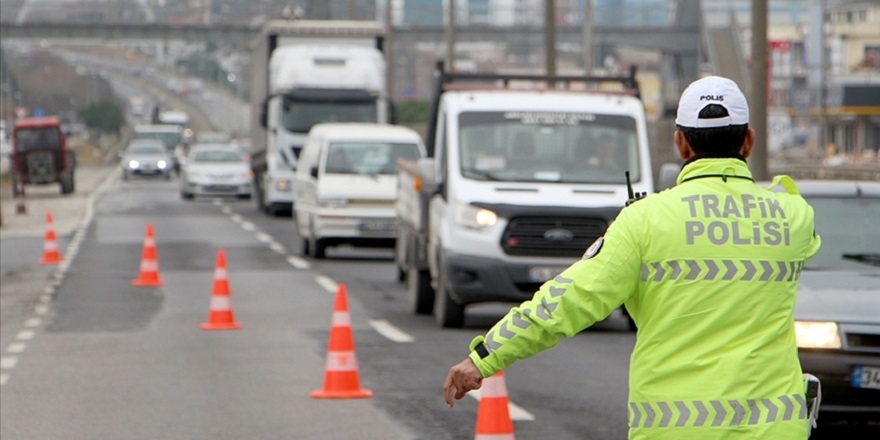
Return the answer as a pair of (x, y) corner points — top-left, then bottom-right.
(157, 160), (168, 169)
(454, 203), (497, 231)
(795, 321), (841, 349)
(128, 160), (140, 169)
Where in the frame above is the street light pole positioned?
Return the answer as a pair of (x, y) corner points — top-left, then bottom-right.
(750, 0), (769, 181)
(545, 0), (556, 78)
(446, 0), (456, 72)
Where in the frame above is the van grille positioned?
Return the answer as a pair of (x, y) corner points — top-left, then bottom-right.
(501, 216), (608, 258)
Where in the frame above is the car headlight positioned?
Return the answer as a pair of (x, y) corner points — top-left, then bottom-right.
(319, 197), (349, 208)
(795, 321), (841, 349)
(128, 159), (140, 169)
(157, 160), (168, 169)
(454, 203), (497, 231)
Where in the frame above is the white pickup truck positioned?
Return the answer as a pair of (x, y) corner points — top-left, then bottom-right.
(395, 66), (661, 328)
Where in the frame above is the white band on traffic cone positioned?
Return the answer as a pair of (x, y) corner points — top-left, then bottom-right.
(325, 350), (359, 372)
(331, 311), (351, 327)
(210, 296), (232, 311)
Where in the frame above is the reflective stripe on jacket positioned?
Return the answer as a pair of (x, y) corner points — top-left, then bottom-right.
(468, 158), (821, 439)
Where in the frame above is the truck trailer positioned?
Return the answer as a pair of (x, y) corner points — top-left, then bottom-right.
(248, 20), (391, 216)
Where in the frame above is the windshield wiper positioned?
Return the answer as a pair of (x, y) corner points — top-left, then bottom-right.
(842, 253), (880, 267)
(462, 168), (503, 181)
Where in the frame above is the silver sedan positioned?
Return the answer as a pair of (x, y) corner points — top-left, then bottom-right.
(790, 180), (880, 425)
(179, 144), (252, 200)
(120, 139), (173, 180)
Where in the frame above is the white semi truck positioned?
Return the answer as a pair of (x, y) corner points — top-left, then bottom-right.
(248, 20), (391, 216)
(395, 65), (666, 328)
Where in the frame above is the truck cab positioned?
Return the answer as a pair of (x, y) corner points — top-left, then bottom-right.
(10, 116), (75, 195)
(249, 20), (390, 217)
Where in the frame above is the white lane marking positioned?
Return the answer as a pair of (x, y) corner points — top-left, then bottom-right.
(256, 232), (272, 243)
(0, 357), (18, 369)
(39, 294), (51, 303)
(0, 373), (8, 386)
(241, 221), (256, 231)
(16, 330), (35, 341)
(24, 318), (41, 328)
(369, 319), (415, 343)
(221, 206), (232, 215)
(286, 256), (310, 269)
(467, 389), (536, 421)
(7, 343), (26, 354)
(42, 286), (54, 295)
(315, 276), (338, 293)
(230, 214), (243, 223)
(212, 198), (223, 205)
(269, 242), (286, 254)
(34, 305), (48, 315)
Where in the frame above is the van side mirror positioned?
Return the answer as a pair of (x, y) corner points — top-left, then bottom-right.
(310, 166), (319, 179)
(259, 98), (269, 128)
(389, 101), (399, 125)
(657, 163), (680, 191)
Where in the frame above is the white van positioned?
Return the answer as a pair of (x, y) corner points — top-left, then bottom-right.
(294, 123), (426, 258)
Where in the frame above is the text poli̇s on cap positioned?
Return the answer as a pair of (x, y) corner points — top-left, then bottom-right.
(675, 76), (749, 129)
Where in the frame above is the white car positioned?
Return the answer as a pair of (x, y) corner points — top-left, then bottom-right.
(179, 144), (252, 200)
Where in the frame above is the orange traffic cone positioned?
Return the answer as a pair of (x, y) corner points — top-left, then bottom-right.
(131, 223), (165, 287)
(474, 371), (515, 440)
(310, 283), (372, 399)
(39, 211), (62, 265)
(200, 248), (242, 330)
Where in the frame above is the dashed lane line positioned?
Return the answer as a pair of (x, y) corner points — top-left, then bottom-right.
(315, 275), (338, 293)
(286, 256), (310, 269)
(369, 319), (415, 343)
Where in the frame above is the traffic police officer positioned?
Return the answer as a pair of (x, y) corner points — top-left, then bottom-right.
(443, 76), (822, 439)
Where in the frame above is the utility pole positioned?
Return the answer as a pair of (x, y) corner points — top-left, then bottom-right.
(582, 0), (593, 74)
(446, 0), (456, 72)
(385, 0), (395, 101)
(750, 0), (768, 181)
(545, 0), (556, 77)
(819, 0), (829, 158)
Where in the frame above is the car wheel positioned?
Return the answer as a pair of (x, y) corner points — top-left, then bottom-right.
(300, 237), (310, 257)
(408, 267), (434, 315)
(181, 191), (193, 200)
(434, 262), (465, 328)
(312, 238), (326, 259)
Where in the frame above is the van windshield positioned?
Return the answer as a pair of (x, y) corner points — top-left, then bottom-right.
(324, 141), (421, 175)
(14, 127), (61, 152)
(458, 111), (640, 184)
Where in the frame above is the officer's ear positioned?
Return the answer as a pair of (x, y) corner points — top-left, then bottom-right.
(740, 127), (755, 159)
(674, 130), (694, 160)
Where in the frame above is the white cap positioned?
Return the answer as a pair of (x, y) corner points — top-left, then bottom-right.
(675, 76), (749, 128)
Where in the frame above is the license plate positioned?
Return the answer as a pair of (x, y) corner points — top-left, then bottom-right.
(528, 266), (566, 282)
(852, 365), (880, 389)
(358, 221), (396, 232)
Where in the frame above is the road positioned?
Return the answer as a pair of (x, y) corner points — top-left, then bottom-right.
(1, 53), (874, 440)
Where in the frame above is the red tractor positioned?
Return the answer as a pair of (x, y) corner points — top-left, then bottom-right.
(10, 116), (76, 195)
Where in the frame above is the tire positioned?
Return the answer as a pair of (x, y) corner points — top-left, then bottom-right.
(407, 267), (434, 315)
(300, 237), (310, 257)
(397, 265), (406, 283)
(434, 263), (465, 328)
(312, 238), (326, 259)
(181, 191), (193, 200)
(60, 172), (74, 194)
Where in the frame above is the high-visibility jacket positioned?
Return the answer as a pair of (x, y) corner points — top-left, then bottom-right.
(468, 158), (821, 439)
